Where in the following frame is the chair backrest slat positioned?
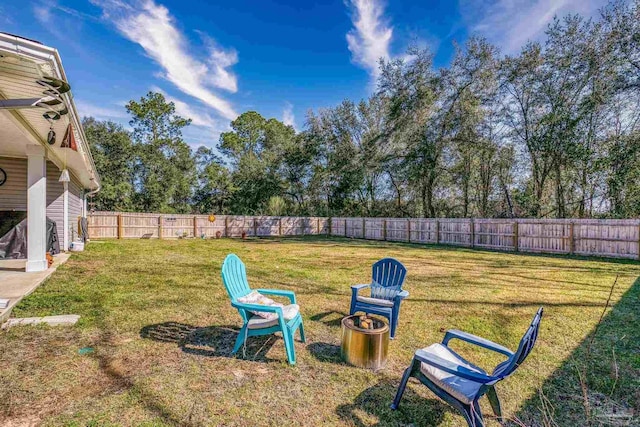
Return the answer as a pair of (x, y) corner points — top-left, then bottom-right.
(492, 307), (543, 379)
(372, 258), (406, 289)
(221, 254), (252, 301)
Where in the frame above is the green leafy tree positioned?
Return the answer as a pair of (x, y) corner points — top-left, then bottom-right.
(193, 147), (235, 214)
(83, 117), (135, 212)
(219, 111), (294, 214)
(126, 92), (196, 213)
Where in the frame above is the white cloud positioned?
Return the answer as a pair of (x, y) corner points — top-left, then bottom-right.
(150, 86), (220, 130)
(282, 102), (296, 130)
(75, 100), (128, 120)
(346, 0), (393, 79)
(34, 5), (53, 23)
(458, 0), (610, 54)
(92, 0), (239, 120)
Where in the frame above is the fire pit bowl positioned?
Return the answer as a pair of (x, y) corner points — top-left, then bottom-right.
(341, 314), (389, 370)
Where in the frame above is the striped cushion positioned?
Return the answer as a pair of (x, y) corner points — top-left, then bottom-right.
(419, 344), (485, 404)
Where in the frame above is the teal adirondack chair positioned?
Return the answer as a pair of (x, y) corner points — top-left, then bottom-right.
(221, 254), (305, 365)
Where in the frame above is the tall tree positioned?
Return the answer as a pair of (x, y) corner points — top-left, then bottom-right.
(126, 92), (195, 213)
(83, 117), (135, 212)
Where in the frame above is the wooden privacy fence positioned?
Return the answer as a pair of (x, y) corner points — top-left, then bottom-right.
(88, 212), (640, 260)
(87, 212), (329, 240)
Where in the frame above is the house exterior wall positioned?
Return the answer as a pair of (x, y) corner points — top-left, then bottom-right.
(0, 156), (86, 245)
(46, 161), (64, 233)
(0, 157), (27, 211)
(68, 178), (83, 240)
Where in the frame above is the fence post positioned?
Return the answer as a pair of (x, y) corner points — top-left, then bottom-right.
(344, 219), (347, 237)
(407, 219), (411, 243)
(362, 218), (366, 239)
(158, 215), (163, 239)
(224, 216), (229, 237)
(383, 219), (387, 241)
(317, 218), (320, 235)
(435, 219), (440, 244)
(328, 217), (332, 236)
(279, 217), (282, 236)
(569, 222), (575, 254)
(193, 216), (198, 238)
(513, 221), (519, 251)
(470, 218), (475, 248)
(254, 217), (259, 237)
(117, 215), (123, 239)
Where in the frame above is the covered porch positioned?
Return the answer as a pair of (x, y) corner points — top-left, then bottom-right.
(0, 33), (100, 321)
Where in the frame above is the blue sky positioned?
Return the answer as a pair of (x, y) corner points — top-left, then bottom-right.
(0, 0), (610, 149)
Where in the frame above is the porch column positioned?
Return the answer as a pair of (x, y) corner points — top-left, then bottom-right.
(26, 145), (47, 272)
(62, 181), (69, 251)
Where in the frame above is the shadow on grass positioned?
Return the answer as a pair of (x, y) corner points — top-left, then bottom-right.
(140, 321), (279, 363)
(514, 277), (640, 426)
(307, 342), (346, 364)
(310, 310), (348, 328)
(336, 378), (448, 426)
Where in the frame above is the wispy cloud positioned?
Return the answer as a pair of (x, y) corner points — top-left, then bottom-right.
(282, 102), (296, 130)
(346, 0), (393, 79)
(92, 0), (239, 121)
(75, 100), (128, 119)
(458, 0), (609, 54)
(151, 86), (221, 130)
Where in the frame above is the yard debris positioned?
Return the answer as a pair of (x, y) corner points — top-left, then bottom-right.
(1, 314), (80, 329)
(78, 347), (94, 355)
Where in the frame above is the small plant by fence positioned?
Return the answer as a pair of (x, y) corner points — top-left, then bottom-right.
(87, 212), (640, 260)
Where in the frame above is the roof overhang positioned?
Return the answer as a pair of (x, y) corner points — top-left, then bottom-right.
(0, 33), (100, 191)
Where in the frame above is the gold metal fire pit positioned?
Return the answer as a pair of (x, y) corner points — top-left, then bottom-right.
(341, 315), (389, 370)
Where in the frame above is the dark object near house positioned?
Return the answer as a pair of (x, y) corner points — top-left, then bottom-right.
(78, 216), (89, 242)
(0, 212), (60, 259)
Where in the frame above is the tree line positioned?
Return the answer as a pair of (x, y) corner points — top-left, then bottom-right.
(86, 0), (640, 219)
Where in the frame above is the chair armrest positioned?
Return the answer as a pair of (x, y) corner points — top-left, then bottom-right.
(442, 329), (514, 357)
(351, 283), (370, 291)
(351, 283), (370, 300)
(231, 301), (284, 317)
(256, 288), (296, 304)
(395, 290), (409, 302)
(414, 349), (497, 384)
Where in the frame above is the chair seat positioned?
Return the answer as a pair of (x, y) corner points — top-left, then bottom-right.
(356, 295), (394, 307)
(247, 304), (299, 329)
(419, 343), (485, 404)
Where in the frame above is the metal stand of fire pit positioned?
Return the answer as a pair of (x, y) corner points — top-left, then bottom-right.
(340, 314), (389, 370)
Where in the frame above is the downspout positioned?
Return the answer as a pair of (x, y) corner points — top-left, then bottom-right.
(84, 183), (100, 215)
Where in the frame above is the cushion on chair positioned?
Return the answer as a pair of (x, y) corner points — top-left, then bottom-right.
(246, 304), (300, 329)
(419, 343), (485, 404)
(356, 295), (394, 307)
(237, 291), (299, 321)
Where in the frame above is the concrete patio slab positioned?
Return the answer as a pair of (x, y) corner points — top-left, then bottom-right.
(0, 253), (71, 325)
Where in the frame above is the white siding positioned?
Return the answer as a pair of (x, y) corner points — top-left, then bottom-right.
(0, 157), (27, 211)
(69, 177), (83, 240)
(46, 161), (64, 231)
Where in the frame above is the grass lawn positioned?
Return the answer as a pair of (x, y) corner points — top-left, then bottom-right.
(1, 237), (638, 426)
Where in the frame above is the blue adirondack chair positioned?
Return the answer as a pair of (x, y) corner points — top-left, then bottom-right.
(221, 254), (305, 365)
(391, 307), (543, 427)
(350, 258), (408, 339)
